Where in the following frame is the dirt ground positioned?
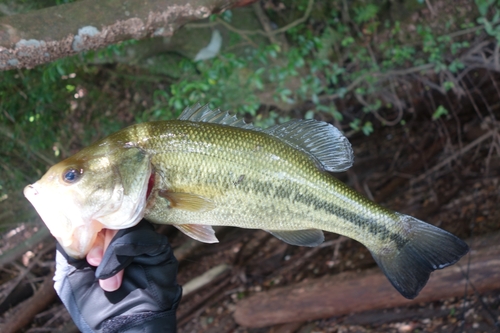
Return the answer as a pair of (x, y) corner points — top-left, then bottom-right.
(0, 73), (499, 332)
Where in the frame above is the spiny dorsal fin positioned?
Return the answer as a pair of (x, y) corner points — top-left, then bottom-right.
(263, 119), (354, 172)
(178, 103), (257, 130)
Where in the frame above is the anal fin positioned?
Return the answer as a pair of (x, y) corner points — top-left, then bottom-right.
(265, 229), (324, 247)
(159, 190), (215, 212)
(175, 224), (219, 243)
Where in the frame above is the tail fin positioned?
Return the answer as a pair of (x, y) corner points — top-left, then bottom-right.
(370, 213), (469, 299)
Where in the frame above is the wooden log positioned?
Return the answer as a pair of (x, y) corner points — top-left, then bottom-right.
(233, 232), (500, 328)
(1, 273), (57, 333)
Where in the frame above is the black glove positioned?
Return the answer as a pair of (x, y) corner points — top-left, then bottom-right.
(54, 220), (182, 333)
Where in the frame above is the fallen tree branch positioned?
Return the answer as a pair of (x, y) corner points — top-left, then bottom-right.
(233, 232), (500, 328)
(0, 0), (258, 70)
(373, 139), (444, 203)
(1, 273), (57, 333)
(0, 224), (51, 268)
(411, 129), (497, 184)
(182, 263), (231, 296)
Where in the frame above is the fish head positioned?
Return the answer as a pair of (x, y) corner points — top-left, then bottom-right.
(24, 144), (151, 258)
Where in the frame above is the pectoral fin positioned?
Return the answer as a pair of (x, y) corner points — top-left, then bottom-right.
(265, 229), (324, 247)
(175, 224), (219, 243)
(158, 190), (215, 212)
(115, 147), (151, 196)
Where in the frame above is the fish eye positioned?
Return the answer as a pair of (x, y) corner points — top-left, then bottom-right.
(62, 168), (81, 184)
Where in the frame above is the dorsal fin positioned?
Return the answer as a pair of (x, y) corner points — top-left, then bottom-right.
(263, 119), (354, 172)
(178, 103), (257, 130)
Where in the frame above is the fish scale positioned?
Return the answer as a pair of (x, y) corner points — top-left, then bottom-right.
(24, 104), (469, 299)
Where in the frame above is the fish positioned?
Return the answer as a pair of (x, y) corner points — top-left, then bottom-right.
(24, 104), (469, 299)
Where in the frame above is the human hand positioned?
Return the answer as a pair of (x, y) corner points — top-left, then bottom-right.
(86, 228), (123, 291)
(54, 220), (182, 332)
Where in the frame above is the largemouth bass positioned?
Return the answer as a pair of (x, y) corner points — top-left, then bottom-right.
(24, 104), (468, 299)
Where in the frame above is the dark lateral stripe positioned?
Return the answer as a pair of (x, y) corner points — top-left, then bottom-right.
(244, 178), (408, 249)
(172, 167), (408, 249)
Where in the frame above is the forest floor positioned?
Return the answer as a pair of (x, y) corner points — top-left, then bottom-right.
(0, 74), (500, 333)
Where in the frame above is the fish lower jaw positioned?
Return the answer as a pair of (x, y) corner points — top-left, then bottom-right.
(64, 220), (104, 259)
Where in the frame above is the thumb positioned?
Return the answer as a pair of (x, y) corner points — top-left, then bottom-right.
(95, 220), (167, 279)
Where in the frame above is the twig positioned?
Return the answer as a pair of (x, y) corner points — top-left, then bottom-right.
(269, 0), (314, 36)
(362, 182), (374, 201)
(184, 21), (218, 29)
(319, 63), (434, 104)
(374, 139), (444, 203)
(0, 225), (51, 267)
(215, 18), (260, 48)
(252, 2), (278, 44)
(0, 243), (55, 306)
(178, 277), (233, 326)
(494, 42), (499, 71)
(2, 273), (57, 333)
(182, 263), (231, 296)
(424, 0), (436, 17)
(210, 0), (314, 38)
(0, 125), (56, 166)
(411, 129), (497, 184)
(445, 25), (483, 39)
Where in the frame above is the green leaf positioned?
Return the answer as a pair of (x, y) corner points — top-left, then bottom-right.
(432, 105), (449, 120)
(304, 110), (315, 119)
(341, 36), (355, 47)
(475, 0), (495, 16)
(443, 81), (454, 91)
(362, 121), (373, 136)
(349, 118), (361, 131)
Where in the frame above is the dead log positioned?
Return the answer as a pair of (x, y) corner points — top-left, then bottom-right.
(233, 232), (500, 328)
(0, 0), (259, 70)
(1, 273), (57, 333)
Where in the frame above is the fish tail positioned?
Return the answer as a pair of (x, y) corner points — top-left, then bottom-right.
(369, 213), (469, 299)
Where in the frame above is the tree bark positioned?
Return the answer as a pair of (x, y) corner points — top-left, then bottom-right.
(0, 0), (257, 70)
(233, 232), (500, 328)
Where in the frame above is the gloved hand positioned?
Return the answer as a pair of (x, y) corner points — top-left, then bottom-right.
(54, 220), (182, 333)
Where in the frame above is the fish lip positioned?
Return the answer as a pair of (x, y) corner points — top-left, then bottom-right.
(23, 184), (38, 198)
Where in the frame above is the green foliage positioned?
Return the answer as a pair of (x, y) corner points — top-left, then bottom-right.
(353, 4), (379, 24)
(475, 0), (496, 17)
(153, 0), (491, 134)
(432, 105), (449, 120)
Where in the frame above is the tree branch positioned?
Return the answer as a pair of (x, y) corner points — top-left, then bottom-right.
(0, 0), (258, 70)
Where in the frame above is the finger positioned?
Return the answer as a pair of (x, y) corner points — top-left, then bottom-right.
(86, 231), (105, 266)
(100, 229), (123, 291)
(99, 269), (124, 292)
